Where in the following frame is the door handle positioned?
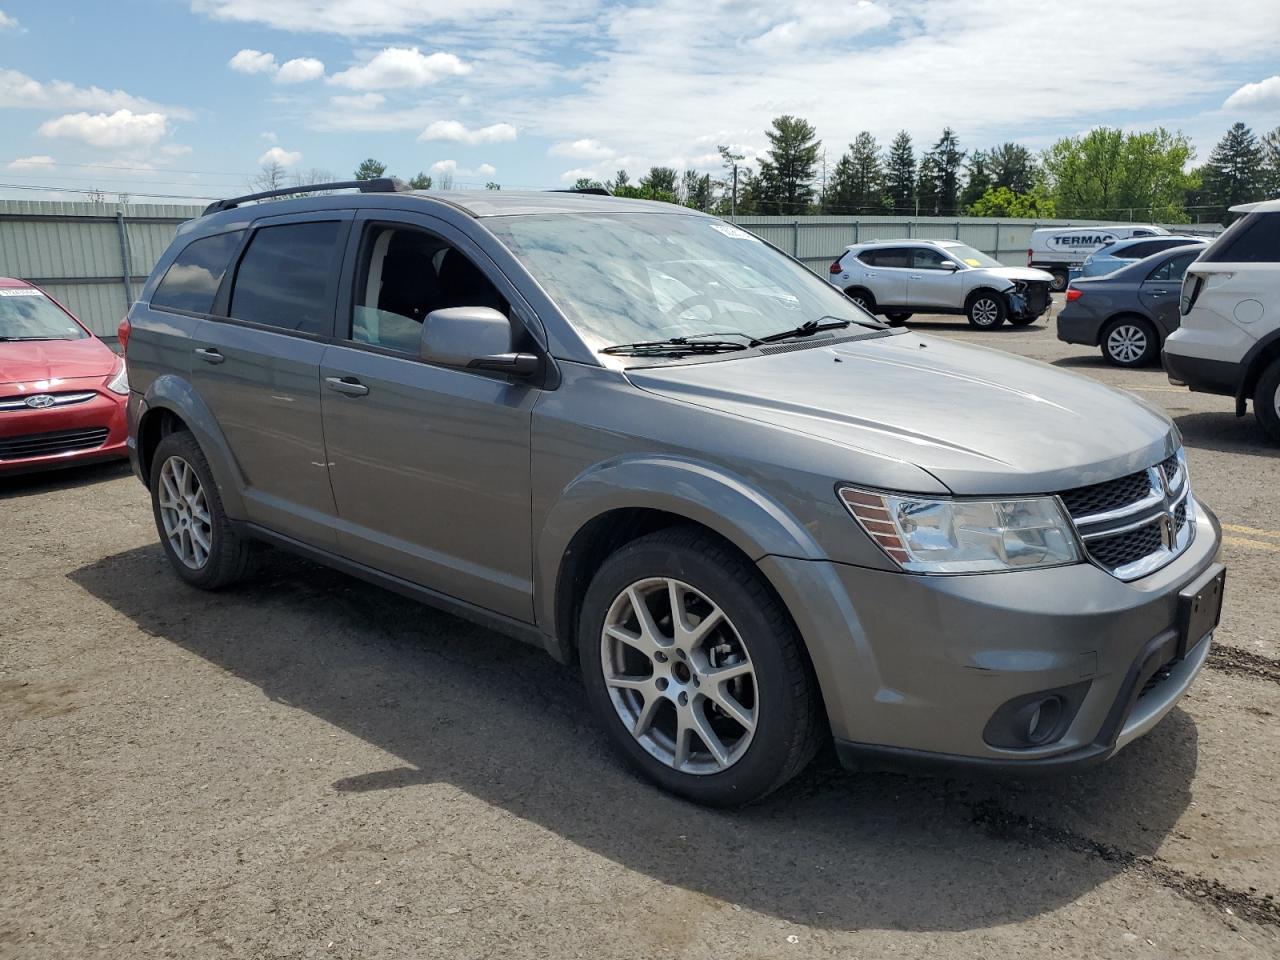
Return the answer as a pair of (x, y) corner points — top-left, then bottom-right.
(194, 347), (224, 364)
(325, 376), (369, 397)
(1150, 289), (1170, 295)
(909, 274), (922, 280)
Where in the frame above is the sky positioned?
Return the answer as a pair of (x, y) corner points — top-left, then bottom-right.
(0, 0), (1278, 203)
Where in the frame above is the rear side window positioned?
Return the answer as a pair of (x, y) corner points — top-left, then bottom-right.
(1118, 241), (1159, 259)
(228, 221), (344, 336)
(860, 248), (910, 268)
(151, 230), (244, 314)
(1201, 213), (1280, 264)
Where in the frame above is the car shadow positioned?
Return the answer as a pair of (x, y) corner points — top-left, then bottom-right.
(1175, 410), (1280, 459)
(0, 459), (131, 499)
(69, 544), (1200, 933)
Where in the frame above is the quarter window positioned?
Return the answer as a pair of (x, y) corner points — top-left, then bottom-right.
(1201, 213), (1280, 264)
(228, 222), (344, 336)
(151, 230), (244, 314)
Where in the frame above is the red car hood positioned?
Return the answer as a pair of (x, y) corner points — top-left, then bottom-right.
(0, 337), (116, 386)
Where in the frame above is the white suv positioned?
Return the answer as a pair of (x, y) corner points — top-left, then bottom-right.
(1163, 199), (1280, 442)
(829, 240), (1055, 330)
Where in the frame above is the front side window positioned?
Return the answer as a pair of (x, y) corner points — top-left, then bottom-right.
(486, 213), (874, 355)
(0, 288), (88, 341)
(912, 247), (956, 270)
(228, 222), (344, 335)
(151, 230), (244, 314)
(349, 225), (509, 355)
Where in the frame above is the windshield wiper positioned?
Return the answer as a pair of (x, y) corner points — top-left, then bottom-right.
(601, 337), (750, 357)
(755, 316), (865, 344)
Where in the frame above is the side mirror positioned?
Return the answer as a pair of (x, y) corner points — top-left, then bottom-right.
(937, 261), (959, 271)
(420, 306), (539, 377)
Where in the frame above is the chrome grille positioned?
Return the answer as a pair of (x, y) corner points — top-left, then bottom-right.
(1060, 449), (1195, 581)
(0, 391), (97, 411)
(0, 427), (109, 460)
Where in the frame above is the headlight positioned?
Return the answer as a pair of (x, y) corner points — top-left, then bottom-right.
(839, 487), (1081, 574)
(106, 358), (129, 396)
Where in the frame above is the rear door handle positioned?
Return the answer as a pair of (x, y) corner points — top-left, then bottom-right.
(194, 347), (224, 364)
(325, 376), (369, 397)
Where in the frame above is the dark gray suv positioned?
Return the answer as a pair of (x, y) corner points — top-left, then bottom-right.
(124, 181), (1226, 805)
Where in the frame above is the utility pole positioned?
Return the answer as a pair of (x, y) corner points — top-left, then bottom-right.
(732, 164), (738, 219)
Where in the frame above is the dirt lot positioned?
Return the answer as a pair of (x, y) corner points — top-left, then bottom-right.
(3, 311), (1278, 959)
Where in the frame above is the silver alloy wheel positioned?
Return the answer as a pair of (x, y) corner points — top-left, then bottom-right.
(971, 297), (1000, 326)
(600, 577), (757, 775)
(157, 455), (213, 570)
(1106, 323), (1148, 364)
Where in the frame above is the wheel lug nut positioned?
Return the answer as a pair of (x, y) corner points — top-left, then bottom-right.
(676, 649), (687, 659)
(654, 651), (668, 663)
(656, 677), (668, 691)
(678, 692), (689, 706)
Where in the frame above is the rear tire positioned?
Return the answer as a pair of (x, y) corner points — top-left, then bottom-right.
(1101, 316), (1158, 367)
(578, 526), (824, 806)
(845, 287), (876, 316)
(1049, 269), (1069, 292)
(149, 430), (252, 589)
(885, 312), (912, 326)
(966, 292), (1007, 329)
(1254, 359), (1280, 444)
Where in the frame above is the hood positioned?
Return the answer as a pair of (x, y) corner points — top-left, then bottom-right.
(626, 332), (1175, 496)
(981, 266), (1055, 285)
(0, 336), (117, 386)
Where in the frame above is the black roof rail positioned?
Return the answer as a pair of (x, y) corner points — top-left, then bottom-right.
(547, 187), (613, 196)
(202, 177), (411, 216)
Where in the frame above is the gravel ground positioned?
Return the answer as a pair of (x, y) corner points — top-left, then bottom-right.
(2, 307), (1278, 959)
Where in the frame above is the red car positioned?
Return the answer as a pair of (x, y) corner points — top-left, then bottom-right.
(0, 278), (129, 474)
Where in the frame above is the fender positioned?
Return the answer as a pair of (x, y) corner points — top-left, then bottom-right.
(139, 374), (248, 519)
(534, 454), (828, 635)
(1236, 327), (1280, 415)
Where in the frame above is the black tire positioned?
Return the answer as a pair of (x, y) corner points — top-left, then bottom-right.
(1049, 269), (1069, 292)
(966, 291), (1007, 329)
(1007, 313), (1039, 327)
(1254, 358), (1280, 444)
(578, 526), (824, 806)
(885, 312), (912, 326)
(845, 287), (876, 316)
(1100, 316), (1159, 367)
(149, 430), (253, 589)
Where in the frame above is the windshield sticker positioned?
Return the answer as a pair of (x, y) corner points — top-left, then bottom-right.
(709, 222), (759, 241)
(963, 258), (982, 267)
(0, 288), (44, 297)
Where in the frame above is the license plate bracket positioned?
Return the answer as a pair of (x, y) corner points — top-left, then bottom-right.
(1176, 564), (1225, 658)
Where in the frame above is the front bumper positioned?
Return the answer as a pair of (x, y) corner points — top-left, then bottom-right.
(0, 389), (128, 475)
(759, 499), (1222, 772)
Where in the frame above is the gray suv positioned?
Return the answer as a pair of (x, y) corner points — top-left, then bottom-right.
(124, 181), (1226, 805)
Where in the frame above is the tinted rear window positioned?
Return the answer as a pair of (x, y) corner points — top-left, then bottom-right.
(860, 247), (910, 268)
(151, 230), (244, 314)
(1201, 213), (1280, 264)
(228, 221), (344, 335)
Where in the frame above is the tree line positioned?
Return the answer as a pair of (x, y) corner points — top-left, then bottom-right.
(574, 118), (1280, 224)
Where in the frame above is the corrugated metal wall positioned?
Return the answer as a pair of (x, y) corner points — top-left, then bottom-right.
(730, 215), (1225, 273)
(0, 200), (201, 337)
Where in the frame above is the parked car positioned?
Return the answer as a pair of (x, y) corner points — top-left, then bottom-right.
(125, 181), (1224, 805)
(1164, 199), (1280, 443)
(0, 278), (129, 474)
(1079, 236), (1208, 279)
(829, 240), (1054, 329)
(1028, 225), (1168, 291)
(1058, 247), (1205, 366)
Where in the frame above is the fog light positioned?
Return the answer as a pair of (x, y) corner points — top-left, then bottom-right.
(983, 682), (1090, 750)
(1022, 696), (1063, 745)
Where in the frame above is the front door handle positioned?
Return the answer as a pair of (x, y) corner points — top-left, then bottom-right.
(325, 376), (369, 397)
(194, 347), (224, 364)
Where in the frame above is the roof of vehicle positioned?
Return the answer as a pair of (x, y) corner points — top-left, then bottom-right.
(1230, 198), (1280, 214)
(1102, 235), (1208, 251)
(1029, 224), (1166, 234)
(0, 277), (33, 287)
(845, 238), (963, 249)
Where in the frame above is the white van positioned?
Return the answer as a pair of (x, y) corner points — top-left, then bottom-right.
(1163, 199), (1280, 443)
(1028, 225), (1168, 291)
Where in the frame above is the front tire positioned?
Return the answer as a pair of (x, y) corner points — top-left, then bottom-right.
(1254, 358), (1280, 444)
(966, 292), (1007, 329)
(149, 430), (252, 589)
(578, 527), (823, 806)
(1101, 317), (1158, 367)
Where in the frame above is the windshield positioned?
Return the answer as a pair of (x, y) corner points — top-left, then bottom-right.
(945, 244), (1003, 268)
(486, 213), (872, 354)
(0, 289), (88, 341)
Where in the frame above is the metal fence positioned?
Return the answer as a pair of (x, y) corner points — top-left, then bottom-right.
(730, 215), (1225, 274)
(0, 200), (200, 337)
(0, 201), (1226, 336)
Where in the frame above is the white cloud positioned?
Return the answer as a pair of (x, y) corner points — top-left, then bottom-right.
(744, 0), (890, 50)
(418, 120), (517, 144)
(258, 146), (302, 167)
(330, 93), (387, 110)
(549, 138), (615, 160)
(477, 163), (497, 176)
(329, 47), (470, 90)
(429, 159), (497, 179)
(0, 69), (189, 119)
(193, 0), (550, 35)
(430, 159), (458, 175)
(228, 48), (277, 74)
(559, 167), (603, 182)
(38, 110), (168, 149)
(261, 130), (277, 141)
(276, 57), (325, 83)
(1223, 75), (1280, 111)
(7, 155), (55, 172)
(0, 10), (19, 30)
